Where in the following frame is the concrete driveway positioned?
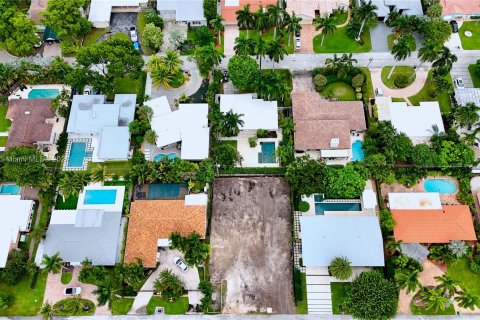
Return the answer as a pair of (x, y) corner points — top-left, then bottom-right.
(370, 23), (390, 52)
(98, 13), (137, 42)
(224, 25), (239, 55)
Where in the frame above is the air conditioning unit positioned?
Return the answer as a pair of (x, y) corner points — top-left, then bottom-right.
(330, 138), (339, 148)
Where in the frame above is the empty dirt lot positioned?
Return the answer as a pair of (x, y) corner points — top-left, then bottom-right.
(210, 177), (295, 314)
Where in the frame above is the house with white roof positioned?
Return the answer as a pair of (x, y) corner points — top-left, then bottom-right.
(88, 0), (148, 28)
(157, 0), (206, 25)
(217, 94), (280, 167)
(358, 0), (423, 20)
(144, 96), (210, 161)
(0, 195), (34, 268)
(38, 184), (125, 266)
(377, 100), (445, 145)
(388, 192), (442, 210)
(64, 94), (136, 170)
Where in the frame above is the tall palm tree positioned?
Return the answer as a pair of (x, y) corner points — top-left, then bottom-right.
(236, 4), (254, 38)
(434, 275), (459, 297)
(387, 37), (412, 80)
(284, 11), (302, 46)
(325, 54), (343, 70)
(253, 6), (269, 34)
(412, 40), (440, 80)
(91, 164), (107, 183)
(341, 53), (358, 69)
(419, 287), (450, 313)
(253, 37), (268, 69)
(93, 281), (119, 309)
(453, 103), (480, 128)
(356, 0), (378, 40)
(204, 44), (225, 71)
(432, 46), (458, 73)
(393, 15), (416, 36)
(462, 128), (480, 146)
(42, 253), (63, 274)
(40, 301), (56, 320)
(234, 33), (255, 55)
(386, 236), (403, 254)
(163, 50), (183, 74)
(58, 172), (77, 202)
(221, 110), (244, 137)
(329, 257), (352, 280)
(154, 269), (185, 300)
(455, 289), (480, 310)
(394, 269), (420, 293)
(267, 38), (287, 68)
(210, 15), (225, 46)
(257, 69), (290, 101)
(267, 4), (283, 39)
(314, 15), (337, 47)
(146, 56), (176, 88)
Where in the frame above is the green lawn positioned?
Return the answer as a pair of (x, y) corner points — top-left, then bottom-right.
(392, 97), (406, 102)
(359, 67), (374, 99)
(61, 271), (73, 284)
(137, 11), (156, 55)
(469, 64), (480, 88)
(313, 27), (371, 53)
(146, 296), (189, 315)
(408, 70), (453, 113)
(0, 270), (48, 316)
(83, 28), (108, 46)
(55, 194), (78, 210)
(0, 103), (11, 132)
(111, 33), (131, 41)
(331, 11), (349, 26)
(447, 257), (480, 298)
(459, 21), (480, 50)
(410, 299), (455, 315)
(240, 27), (294, 54)
(111, 298), (135, 315)
(0, 136), (7, 147)
(387, 34), (416, 51)
(107, 77), (142, 101)
(321, 82), (357, 101)
(87, 161), (132, 177)
(53, 298), (95, 316)
(381, 66), (416, 89)
(331, 282), (348, 315)
(294, 271), (307, 314)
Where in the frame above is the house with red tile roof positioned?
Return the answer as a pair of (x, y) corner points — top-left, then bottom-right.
(221, 0), (278, 24)
(440, 0), (480, 20)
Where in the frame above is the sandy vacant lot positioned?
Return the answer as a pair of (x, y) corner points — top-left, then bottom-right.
(210, 177), (295, 314)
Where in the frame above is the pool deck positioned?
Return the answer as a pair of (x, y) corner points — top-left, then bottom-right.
(381, 176), (460, 205)
(142, 142), (180, 161)
(8, 84), (69, 100)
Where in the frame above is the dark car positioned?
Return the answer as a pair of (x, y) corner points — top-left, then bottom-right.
(450, 20), (459, 33)
(295, 29), (301, 37)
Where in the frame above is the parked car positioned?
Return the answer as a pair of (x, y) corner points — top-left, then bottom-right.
(455, 78), (465, 89)
(295, 38), (301, 50)
(133, 41), (140, 50)
(173, 256), (188, 272)
(129, 27), (138, 42)
(375, 87), (383, 97)
(83, 85), (92, 95)
(295, 29), (301, 37)
(450, 20), (459, 33)
(64, 287), (82, 295)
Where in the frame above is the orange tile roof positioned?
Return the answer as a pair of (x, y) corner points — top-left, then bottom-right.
(124, 200), (206, 267)
(440, 0), (480, 15)
(392, 205), (477, 243)
(222, 0), (278, 22)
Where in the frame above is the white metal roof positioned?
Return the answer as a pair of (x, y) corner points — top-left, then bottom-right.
(362, 189), (377, 210)
(388, 192), (442, 210)
(320, 149), (349, 158)
(389, 101), (445, 138)
(219, 94), (278, 131)
(185, 193), (208, 206)
(157, 0), (205, 21)
(98, 127), (130, 160)
(89, 0), (148, 23)
(0, 195), (33, 268)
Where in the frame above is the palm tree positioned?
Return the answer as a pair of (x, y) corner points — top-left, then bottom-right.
(144, 129), (158, 145)
(340, 53), (358, 70)
(453, 103), (480, 128)
(314, 15), (336, 47)
(432, 46), (458, 73)
(154, 269), (185, 301)
(267, 38), (287, 68)
(204, 44), (225, 71)
(62, 295), (85, 314)
(42, 253), (63, 274)
(455, 289), (480, 310)
(267, 4), (283, 39)
(412, 40), (440, 80)
(163, 50), (183, 74)
(434, 275), (459, 297)
(419, 287), (450, 313)
(325, 54), (343, 70)
(91, 164), (107, 182)
(394, 269), (420, 293)
(137, 105), (154, 122)
(393, 15), (416, 36)
(234, 33), (255, 55)
(236, 4), (254, 38)
(386, 236), (403, 254)
(253, 37), (268, 69)
(221, 110), (244, 137)
(448, 240), (468, 258)
(93, 281), (119, 309)
(58, 172), (77, 202)
(356, 0), (378, 40)
(253, 6), (269, 34)
(462, 129), (480, 146)
(146, 56), (176, 88)
(387, 37), (412, 80)
(210, 15), (224, 46)
(40, 301), (56, 320)
(284, 11), (302, 46)
(329, 257), (352, 280)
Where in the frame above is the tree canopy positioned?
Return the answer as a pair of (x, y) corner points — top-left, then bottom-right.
(285, 156), (327, 196)
(1, 147), (48, 188)
(325, 164), (368, 199)
(41, 0), (91, 38)
(228, 55), (259, 91)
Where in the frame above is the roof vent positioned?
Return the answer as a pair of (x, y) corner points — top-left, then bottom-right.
(91, 111), (96, 118)
(330, 138), (339, 148)
(24, 111), (31, 115)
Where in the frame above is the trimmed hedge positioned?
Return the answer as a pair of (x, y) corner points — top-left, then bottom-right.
(220, 167), (287, 175)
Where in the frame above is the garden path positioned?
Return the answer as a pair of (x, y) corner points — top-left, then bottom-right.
(370, 67), (429, 98)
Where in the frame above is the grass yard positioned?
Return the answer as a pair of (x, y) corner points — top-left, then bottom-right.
(0, 103), (11, 132)
(107, 76), (143, 101)
(387, 34), (416, 51)
(331, 11), (349, 26)
(447, 257), (480, 298)
(110, 33), (131, 42)
(392, 97), (406, 102)
(53, 298), (96, 316)
(331, 282), (348, 315)
(146, 296), (189, 315)
(468, 64), (480, 88)
(381, 66), (416, 89)
(294, 270), (307, 314)
(0, 270), (48, 316)
(321, 82), (357, 101)
(240, 27), (294, 54)
(83, 28), (108, 46)
(111, 298), (135, 315)
(459, 21), (480, 50)
(61, 271), (73, 284)
(313, 27), (371, 53)
(408, 70), (453, 113)
(0, 136), (7, 147)
(55, 194), (78, 210)
(137, 11), (156, 55)
(410, 299), (455, 315)
(87, 161), (132, 177)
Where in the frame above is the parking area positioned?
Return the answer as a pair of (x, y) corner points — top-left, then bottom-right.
(98, 13), (137, 42)
(156, 248), (200, 290)
(210, 177), (296, 314)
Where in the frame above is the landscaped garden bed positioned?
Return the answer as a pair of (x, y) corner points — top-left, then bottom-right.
(381, 66), (416, 89)
(53, 298), (95, 316)
(408, 70), (453, 113)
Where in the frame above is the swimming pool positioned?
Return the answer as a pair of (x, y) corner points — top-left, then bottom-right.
(258, 142), (276, 163)
(28, 88), (60, 99)
(148, 183), (187, 199)
(0, 184), (20, 195)
(351, 140), (365, 161)
(424, 179), (457, 194)
(67, 142), (87, 167)
(153, 153), (178, 161)
(315, 202), (362, 214)
(84, 189), (118, 205)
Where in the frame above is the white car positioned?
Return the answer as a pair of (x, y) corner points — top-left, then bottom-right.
(295, 38), (301, 50)
(455, 78), (465, 89)
(64, 287), (82, 295)
(173, 256), (188, 272)
(129, 27), (138, 42)
(375, 87), (384, 97)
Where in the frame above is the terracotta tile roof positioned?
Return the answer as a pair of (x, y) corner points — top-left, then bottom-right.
(221, 0), (278, 22)
(392, 205), (477, 243)
(6, 99), (56, 150)
(440, 0), (480, 15)
(291, 92), (366, 150)
(124, 200), (206, 267)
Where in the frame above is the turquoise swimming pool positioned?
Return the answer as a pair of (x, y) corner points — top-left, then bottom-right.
(424, 179), (457, 194)
(28, 88), (60, 99)
(153, 153), (178, 161)
(67, 142), (87, 167)
(0, 184), (20, 195)
(258, 142), (276, 163)
(148, 183), (187, 199)
(84, 189), (117, 205)
(351, 140), (365, 161)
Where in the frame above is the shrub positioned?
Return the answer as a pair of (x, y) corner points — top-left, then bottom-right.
(145, 9), (164, 29)
(298, 201), (310, 212)
(352, 73), (365, 88)
(355, 87), (362, 92)
(256, 129), (269, 138)
(394, 75), (409, 88)
(313, 74), (328, 92)
(470, 259), (480, 274)
(356, 92), (363, 100)
(227, 55), (259, 91)
(248, 137), (257, 148)
(428, 244), (456, 264)
(29, 267), (39, 289)
(1, 249), (28, 285)
(220, 167), (286, 174)
(142, 23), (163, 51)
(0, 293), (13, 310)
(329, 257), (352, 280)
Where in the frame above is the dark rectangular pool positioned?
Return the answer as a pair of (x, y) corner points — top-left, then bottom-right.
(148, 183), (187, 199)
(315, 202), (362, 214)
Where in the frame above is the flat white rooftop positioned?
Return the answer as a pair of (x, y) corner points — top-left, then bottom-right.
(388, 192), (442, 210)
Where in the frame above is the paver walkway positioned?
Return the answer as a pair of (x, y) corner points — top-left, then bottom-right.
(224, 25), (239, 55)
(370, 67), (429, 98)
(298, 25), (316, 54)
